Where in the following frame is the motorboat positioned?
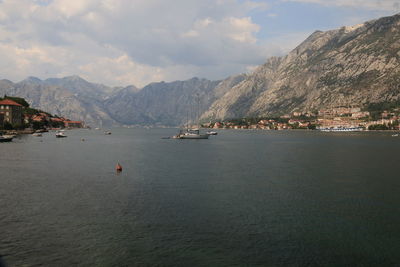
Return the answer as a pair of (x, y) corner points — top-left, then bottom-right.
(206, 131), (218, 135)
(56, 132), (67, 138)
(0, 135), (13, 142)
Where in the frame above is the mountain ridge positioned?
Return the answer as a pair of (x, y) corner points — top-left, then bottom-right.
(202, 13), (400, 121)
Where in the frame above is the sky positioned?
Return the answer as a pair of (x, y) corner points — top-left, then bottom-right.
(0, 0), (398, 87)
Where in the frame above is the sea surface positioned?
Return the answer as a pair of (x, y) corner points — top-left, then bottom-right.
(1, 128), (400, 266)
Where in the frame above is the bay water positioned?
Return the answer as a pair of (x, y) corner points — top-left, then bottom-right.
(1, 129), (400, 266)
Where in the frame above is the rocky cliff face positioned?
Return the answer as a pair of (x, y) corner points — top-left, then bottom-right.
(104, 77), (244, 126)
(202, 13), (400, 120)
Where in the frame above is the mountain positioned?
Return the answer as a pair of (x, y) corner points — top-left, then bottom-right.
(104, 76), (245, 126)
(44, 75), (113, 100)
(202, 13), (400, 121)
(0, 77), (117, 127)
(0, 74), (245, 127)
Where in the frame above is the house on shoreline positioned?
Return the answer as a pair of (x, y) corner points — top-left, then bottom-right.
(0, 99), (23, 126)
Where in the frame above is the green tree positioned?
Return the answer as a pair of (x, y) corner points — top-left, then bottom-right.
(3, 121), (13, 130)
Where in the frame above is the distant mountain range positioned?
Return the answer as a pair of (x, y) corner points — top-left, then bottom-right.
(1, 13), (399, 126)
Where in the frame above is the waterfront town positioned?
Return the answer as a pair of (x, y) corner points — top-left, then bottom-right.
(0, 96), (83, 132)
(2, 95), (400, 133)
(203, 105), (400, 131)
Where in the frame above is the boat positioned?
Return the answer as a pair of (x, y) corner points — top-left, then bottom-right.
(0, 135), (13, 142)
(56, 132), (67, 138)
(104, 131), (112, 135)
(206, 131), (218, 135)
(317, 126), (364, 132)
(32, 132), (42, 137)
(115, 163), (122, 172)
(173, 94), (209, 139)
(174, 128), (209, 139)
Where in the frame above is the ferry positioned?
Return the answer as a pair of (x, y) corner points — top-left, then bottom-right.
(317, 126), (364, 132)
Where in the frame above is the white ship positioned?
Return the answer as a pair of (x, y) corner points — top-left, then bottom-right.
(173, 128), (209, 139)
(317, 126), (364, 132)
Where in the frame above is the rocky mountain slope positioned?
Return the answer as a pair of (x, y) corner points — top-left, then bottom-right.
(0, 77), (117, 127)
(202, 13), (400, 121)
(0, 74), (245, 126)
(104, 75), (246, 126)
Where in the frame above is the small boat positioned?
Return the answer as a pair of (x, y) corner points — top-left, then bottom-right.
(115, 163), (122, 172)
(0, 135), (13, 142)
(56, 132), (67, 138)
(392, 134), (399, 137)
(206, 131), (218, 135)
(104, 131), (112, 135)
(32, 132), (42, 137)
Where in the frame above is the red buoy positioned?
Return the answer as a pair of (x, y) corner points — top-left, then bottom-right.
(116, 163), (122, 172)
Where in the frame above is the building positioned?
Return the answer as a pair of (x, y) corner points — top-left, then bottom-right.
(0, 99), (23, 125)
(64, 120), (83, 128)
(292, 112), (303, 117)
(0, 113), (4, 128)
(351, 111), (370, 119)
(213, 122), (223, 129)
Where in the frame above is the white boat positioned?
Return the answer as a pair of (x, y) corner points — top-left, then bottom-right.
(206, 131), (218, 135)
(173, 129), (209, 139)
(104, 131), (112, 135)
(56, 132), (67, 138)
(32, 132), (42, 137)
(173, 94), (209, 139)
(318, 126), (364, 132)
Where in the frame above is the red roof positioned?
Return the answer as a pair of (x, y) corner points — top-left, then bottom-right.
(0, 99), (23, 106)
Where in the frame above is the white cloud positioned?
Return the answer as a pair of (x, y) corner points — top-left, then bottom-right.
(284, 0), (400, 11)
(0, 0), (276, 86)
(226, 17), (260, 43)
(7, 0), (392, 87)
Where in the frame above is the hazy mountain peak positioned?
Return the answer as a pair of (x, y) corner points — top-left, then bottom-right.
(21, 76), (42, 83)
(62, 75), (87, 83)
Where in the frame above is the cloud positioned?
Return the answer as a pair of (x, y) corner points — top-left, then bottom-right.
(0, 0), (278, 87)
(6, 0), (391, 87)
(283, 0), (400, 11)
